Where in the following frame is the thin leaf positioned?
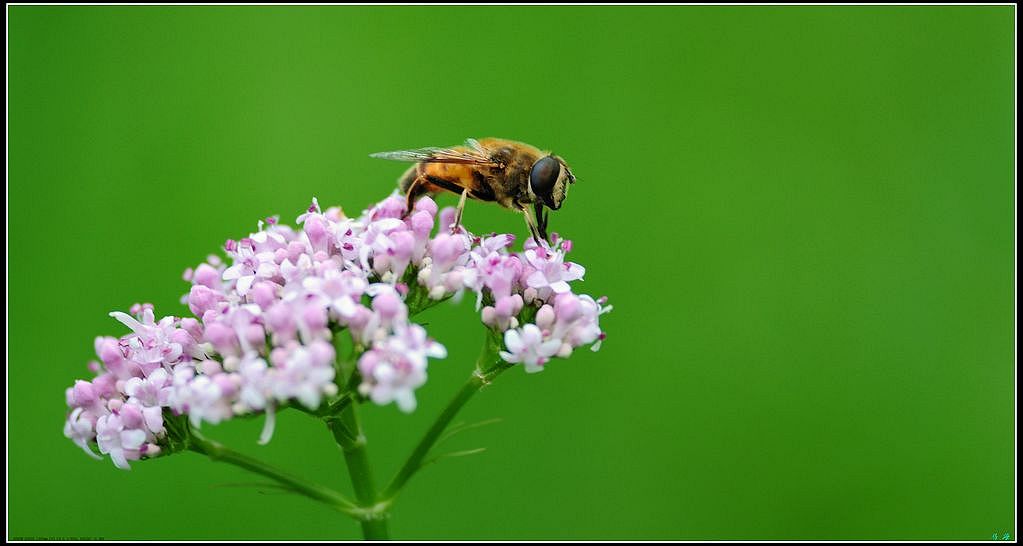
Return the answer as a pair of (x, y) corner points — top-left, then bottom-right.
(418, 447), (487, 471)
(209, 481), (304, 496)
(436, 417), (503, 447)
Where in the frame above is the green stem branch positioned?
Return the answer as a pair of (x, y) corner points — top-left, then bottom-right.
(188, 430), (359, 517)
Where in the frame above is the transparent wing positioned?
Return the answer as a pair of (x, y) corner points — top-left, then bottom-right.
(465, 138), (489, 156)
(370, 139), (502, 167)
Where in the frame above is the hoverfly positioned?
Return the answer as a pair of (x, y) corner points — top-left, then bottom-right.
(370, 137), (576, 243)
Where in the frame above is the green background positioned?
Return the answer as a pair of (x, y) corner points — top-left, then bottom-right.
(7, 5), (1015, 541)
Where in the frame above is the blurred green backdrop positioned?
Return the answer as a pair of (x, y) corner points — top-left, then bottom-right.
(7, 5), (1015, 541)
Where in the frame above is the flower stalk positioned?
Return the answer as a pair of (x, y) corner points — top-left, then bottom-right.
(328, 404), (389, 539)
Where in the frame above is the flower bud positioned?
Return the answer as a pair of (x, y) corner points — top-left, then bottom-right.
(188, 285), (222, 317)
(69, 380), (97, 408)
(179, 317), (203, 341)
(410, 210), (434, 237)
(494, 295), (523, 318)
(213, 373), (239, 398)
(200, 359), (223, 375)
(414, 195), (438, 217)
(120, 403), (144, 429)
(390, 230), (415, 261)
(438, 207), (457, 230)
(308, 340), (335, 367)
(481, 306), (497, 327)
(431, 233), (465, 269)
(554, 293), (582, 323)
(265, 302), (296, 339)
(301, 304), (328, 332)
(373, 291), (402, 320)
(536, 304), (556, 330)
(244, 323), (266, 349)
(287, 241), (306, 262)
(250, 281), (277, 310)
(193, 263), (221, 289)
(205, 322), (238, 355)
(374, 195), (406, 220)
(95, 337), (123, 366)
(304, 215), (329, 250)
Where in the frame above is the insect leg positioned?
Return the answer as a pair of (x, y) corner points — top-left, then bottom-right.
(533, 202), (549, 242)
(452, 188), (469, 232)
(403, 173), (430, 218)
(522, 206), (544, 246)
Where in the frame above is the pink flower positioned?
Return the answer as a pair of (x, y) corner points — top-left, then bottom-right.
(188, 284), (224, 317)
(109, 307), (186, 371)
(303, 214), (332, 254)
(369, 194), (406, 221)
(358, 325), (446, 413)
(192, 263), (223, 289)
(546, 293), (613, 354)
(472, 252), (523, 306)
(358, 217), (405, 273)
(406, 207), (436, 262)
(66, 379), (104, 413)
(300, 269), (366, 322)
(64, 192), (611, 469)
(269, 340), (337, 410)
(374, 229), (416, 279)
(522, 245), (585, 298)
(170, 367), (236, 428)
(420, 232), (472, 299)
(295, 197), (323, 224)
(352, 285), (410, 345)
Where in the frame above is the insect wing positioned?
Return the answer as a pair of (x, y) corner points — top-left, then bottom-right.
(465, 138), (489, 156)
(370, 141), (501, 167)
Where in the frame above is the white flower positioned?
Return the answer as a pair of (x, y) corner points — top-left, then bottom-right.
(523, 246), (585, 295)
(500, 324), (562, 373)
(63, 408), (102, 460)
(357, 324), (446, 413)
(123, 368), (171, 408)
(300, 269), (366, 321)
(169, 367), (236, 428)
(109, 310), (184, 370)
(95, 413), (146, 470)
(270, 340), (337, 410)
(223, 243), (279, 296)
(237, 354), (271, 411)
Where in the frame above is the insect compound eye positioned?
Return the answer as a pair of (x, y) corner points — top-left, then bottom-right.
(529, 156), (561, 208)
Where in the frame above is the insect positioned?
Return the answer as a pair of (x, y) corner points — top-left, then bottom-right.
(370, 137), (576, 243)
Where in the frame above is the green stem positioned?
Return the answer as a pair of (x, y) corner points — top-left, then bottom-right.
(380, 375), (482, 500)
(328, 405), (390, 540)
(380, 332), (512, 501)
(188, 430), (359, 517)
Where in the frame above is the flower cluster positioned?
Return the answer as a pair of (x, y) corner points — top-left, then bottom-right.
(63, 193), (610, 468)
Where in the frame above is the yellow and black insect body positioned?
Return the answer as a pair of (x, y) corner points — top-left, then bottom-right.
(370, 137), (576, 243)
